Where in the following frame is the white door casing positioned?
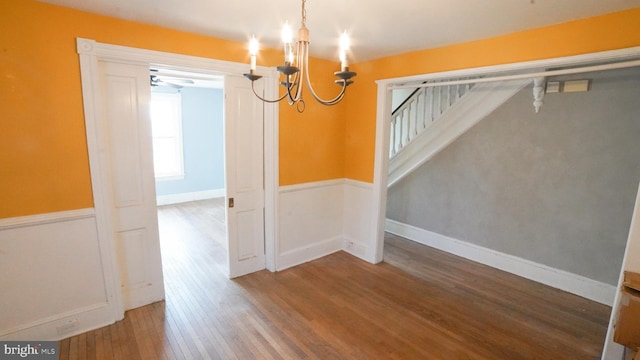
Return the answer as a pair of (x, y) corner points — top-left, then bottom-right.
(97, 60), (165, 310)
(224, 75), (266, 278)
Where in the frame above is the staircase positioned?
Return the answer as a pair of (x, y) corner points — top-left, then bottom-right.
(388, 77), (531, 186)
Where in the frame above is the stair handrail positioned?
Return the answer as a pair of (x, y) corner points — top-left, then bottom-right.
(391, 82), (426, 116)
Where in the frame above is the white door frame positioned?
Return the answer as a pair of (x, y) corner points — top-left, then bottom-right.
(77, 38), (279, 319)
(369, 46), (640, 264)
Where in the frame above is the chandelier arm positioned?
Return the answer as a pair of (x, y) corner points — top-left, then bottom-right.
(250, 80), (290, 103)
(289, 41), (305, 104)
(302, 48), (348, 105)
(286, 72), (302, 104)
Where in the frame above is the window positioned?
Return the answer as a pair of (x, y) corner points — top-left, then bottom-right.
(150, 92), (184, 180)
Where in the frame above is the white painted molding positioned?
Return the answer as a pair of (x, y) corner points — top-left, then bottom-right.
(385, 219), (616, 306)
(344, 178), (374, 190)
(0, 208), (95, 230)
(277, 236), (343, 271)
(602, 182), (640, 360)
(533, 77), (546, 113)
(279, 178), (345, 193)
(343, 237), (368, 260)
(156, 189), (224, 206)
(264, 66), (280, 273)
(381, 47), (640, 86)
(76, 38), (265, 75)
(0, 303), (112, 341)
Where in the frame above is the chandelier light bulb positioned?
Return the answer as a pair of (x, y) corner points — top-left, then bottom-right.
(339, 32), (351, 70)
(249, 36), (259, 71)
(249, 36), (259, 55)
(281, 22), (294, 64)
(281, 22), (293, 44)
(340, 31), (351, 51)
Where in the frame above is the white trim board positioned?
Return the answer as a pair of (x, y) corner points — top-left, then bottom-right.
(277, 236), (343, 271)
(385, 219), (616, 306)
(0, 208), (95, 230)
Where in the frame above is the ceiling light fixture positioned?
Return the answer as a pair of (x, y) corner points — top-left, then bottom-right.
(243, 0), (356, 113)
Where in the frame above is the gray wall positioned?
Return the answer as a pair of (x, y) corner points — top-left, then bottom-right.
(386, 67), (640, 285)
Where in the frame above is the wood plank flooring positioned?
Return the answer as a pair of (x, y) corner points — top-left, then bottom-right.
(59, 199), (611, 359)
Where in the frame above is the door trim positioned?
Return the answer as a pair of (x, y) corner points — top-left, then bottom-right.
(77, 38), (279, 320)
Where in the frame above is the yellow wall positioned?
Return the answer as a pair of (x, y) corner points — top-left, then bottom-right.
(344, 8), (640, 182)
(0, 0), (344, 218)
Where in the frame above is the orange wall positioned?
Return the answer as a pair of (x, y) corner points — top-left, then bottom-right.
(3, 1), (639, 218)
(0, 0), (344, 218)
(344, 8), (640, 183)
(279, 57), (347, 185)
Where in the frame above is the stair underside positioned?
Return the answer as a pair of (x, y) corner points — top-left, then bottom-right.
(388, 78), (531, 187)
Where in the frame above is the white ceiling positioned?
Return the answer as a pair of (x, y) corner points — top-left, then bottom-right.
(39, 0), (640, 62)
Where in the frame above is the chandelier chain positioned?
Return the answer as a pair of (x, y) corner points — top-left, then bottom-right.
(301, 0), (307, 27)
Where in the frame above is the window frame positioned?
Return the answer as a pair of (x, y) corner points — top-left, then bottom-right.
(150, 91), (185, 181)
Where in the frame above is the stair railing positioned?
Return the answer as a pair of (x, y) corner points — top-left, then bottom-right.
(390, 78), (477, 158)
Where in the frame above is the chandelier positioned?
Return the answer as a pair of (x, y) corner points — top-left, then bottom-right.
(243, 0), (356, 112)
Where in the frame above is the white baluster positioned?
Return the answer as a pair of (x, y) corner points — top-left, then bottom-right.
(427, 86), (434, 124)
(419, 88), (427, 130)
(390, 116), (396, 157)
(411, 98), (418, 139)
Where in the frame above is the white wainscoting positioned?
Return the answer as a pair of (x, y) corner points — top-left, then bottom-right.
(277, 179), (375, 271)
(343, 180), (374, 260)
(278, 180), (344, 270)
(0, 209), (115, 340)
(386, 219), (616, 306)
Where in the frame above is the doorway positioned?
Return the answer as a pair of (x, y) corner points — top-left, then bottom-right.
(77, 38), (279, 320)
(148, 68), (230, 288)
(371, 47), (640, 266)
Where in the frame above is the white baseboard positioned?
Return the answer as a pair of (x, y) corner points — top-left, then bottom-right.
(277, 236), (343, 271)
(343, 237), (368, 260)
(156, 189), (224, 206)
(385, 219), (616, 306)
(0, 303), (117, 341)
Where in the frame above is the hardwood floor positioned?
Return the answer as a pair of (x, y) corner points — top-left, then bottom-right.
(59, 199), (611, 359)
